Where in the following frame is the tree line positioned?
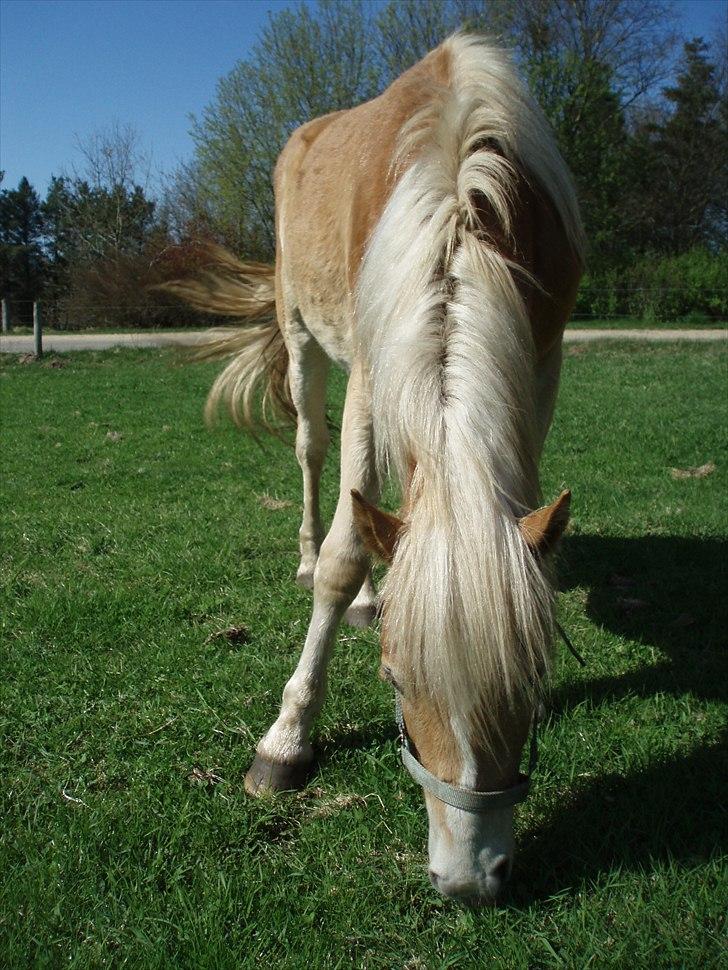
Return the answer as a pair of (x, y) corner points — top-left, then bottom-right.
(2, 0), (726, 328)
(0, 123), (208, 328)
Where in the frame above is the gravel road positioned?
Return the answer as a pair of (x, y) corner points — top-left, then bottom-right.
(1, 328), (726, 354)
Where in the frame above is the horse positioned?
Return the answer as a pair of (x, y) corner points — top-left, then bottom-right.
(167, 34), (584, 904)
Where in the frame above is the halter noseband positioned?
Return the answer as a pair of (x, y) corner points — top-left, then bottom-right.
(394, 691), (538, 813)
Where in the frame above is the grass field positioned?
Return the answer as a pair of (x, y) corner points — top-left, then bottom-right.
(1, 343), (726, 968)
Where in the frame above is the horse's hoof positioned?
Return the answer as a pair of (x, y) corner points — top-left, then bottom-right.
(344, 601), (377, 628)
(244, 754), (313, 795)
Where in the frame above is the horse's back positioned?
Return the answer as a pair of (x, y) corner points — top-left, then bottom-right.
(273, 46), (453, 362)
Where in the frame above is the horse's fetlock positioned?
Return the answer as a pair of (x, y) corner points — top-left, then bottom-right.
(257, 714), (315, 763)
(298, 523), (324, 549)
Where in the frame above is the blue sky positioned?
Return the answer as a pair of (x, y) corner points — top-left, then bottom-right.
(1, 0), (299, 193)
(1, 0), (726, 197)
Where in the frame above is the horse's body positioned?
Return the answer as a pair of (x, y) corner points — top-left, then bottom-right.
(275, 41), (579, 370)
(172, 35), (583, 903)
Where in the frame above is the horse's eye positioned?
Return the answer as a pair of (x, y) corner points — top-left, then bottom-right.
(379, 664), (400, 690)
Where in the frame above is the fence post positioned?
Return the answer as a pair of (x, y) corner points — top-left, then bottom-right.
(1, 298), (9, 334)
(33, 301), (43, 357)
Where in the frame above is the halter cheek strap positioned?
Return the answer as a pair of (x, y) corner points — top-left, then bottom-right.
(392, 623), (581, 812)
(394, 692), (538, 813)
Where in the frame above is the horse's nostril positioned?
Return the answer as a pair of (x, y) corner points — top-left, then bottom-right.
(428, 869), (441, 889)
(488, 855), (511, 890)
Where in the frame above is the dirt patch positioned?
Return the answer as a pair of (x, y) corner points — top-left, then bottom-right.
(205, 625), (251, 646)
(257, 493), (293, 510)
(670, 461), (716, 480)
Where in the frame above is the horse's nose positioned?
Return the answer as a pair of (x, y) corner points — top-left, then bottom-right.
(429, 854), (511, 903)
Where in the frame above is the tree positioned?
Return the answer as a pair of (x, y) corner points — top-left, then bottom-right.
(628, 39), (727, 253)
(489, 0), (677, 109)
(374, 0), (485, 82)
(184, 0), (381, 258)
(159, 160), (217, 244)
(48, 124), (157, 263)
(0, 176), (46, 320)
(37, 126), (163, 328)
(484, 0), (681, 269)
(73, 121), (151, 194)
(60, 180), (156, 260)
(181, 0), (681, 269)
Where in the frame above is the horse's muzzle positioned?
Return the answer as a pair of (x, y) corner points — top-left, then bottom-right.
(428, 853), (511, 904)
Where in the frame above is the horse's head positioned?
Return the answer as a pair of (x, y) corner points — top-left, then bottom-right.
(352, 488), (570, 904)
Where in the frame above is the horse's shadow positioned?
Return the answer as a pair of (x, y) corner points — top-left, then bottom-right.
(317, 720), (392, 758)
(555, 533), (727, 708)
(512, 533), (727, 901)
(513, 731), (727, 905)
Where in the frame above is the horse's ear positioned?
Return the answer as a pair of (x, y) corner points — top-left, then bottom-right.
(519, 490), (571, 556)
(351, 490), (403, 564)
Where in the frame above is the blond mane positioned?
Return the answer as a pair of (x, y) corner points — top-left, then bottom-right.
(356, 35), (584, 734)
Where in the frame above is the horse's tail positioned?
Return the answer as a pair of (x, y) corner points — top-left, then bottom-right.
(160, 244), (294, 431)
(355, 35), (584, 732)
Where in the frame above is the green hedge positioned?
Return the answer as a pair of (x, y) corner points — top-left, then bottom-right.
(575, 248), (728, 322)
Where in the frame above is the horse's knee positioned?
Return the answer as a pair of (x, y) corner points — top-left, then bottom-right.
(313, 549), (369, 604)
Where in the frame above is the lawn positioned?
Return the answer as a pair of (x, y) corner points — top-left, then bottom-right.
(1, 343), (726, 968)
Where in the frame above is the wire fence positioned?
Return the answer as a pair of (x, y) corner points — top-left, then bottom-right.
(2, 286), (727, 338)
(0, 299), (219, 335)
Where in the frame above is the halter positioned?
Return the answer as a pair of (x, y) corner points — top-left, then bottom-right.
(393, 622), (584, 813)
(394, 691), (537, 812)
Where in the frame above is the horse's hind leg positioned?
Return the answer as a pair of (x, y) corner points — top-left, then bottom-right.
(286, 314), (331, 589)
(287, 310), (377, 625)
(246, 362), (377, 793)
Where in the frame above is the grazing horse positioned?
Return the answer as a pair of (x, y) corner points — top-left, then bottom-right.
(169, 34), (584, 903)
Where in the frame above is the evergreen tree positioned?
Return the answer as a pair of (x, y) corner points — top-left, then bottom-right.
(0, 177), (47, 321)
(631, 40), (727, 253)
(42, 176), (76, 303)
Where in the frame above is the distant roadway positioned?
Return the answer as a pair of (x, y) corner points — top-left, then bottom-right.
(1, 328), (726, 354)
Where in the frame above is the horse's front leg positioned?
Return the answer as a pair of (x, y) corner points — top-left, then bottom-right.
(246, 363), (377, 793)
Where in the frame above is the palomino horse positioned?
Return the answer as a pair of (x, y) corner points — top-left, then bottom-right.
(170, 34), (584, 903)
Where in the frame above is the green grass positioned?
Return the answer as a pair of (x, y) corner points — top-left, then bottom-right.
(1, 343), (726, 968)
